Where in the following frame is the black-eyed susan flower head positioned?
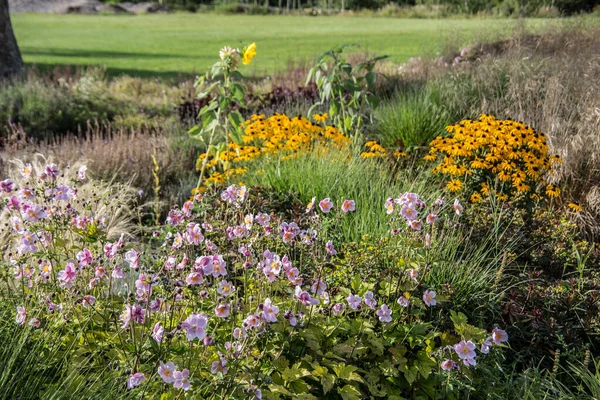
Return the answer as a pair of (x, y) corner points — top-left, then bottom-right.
(545, 184), (561, 198)
(470, 192), (482, 203)
(312, 113), (328, 123)
(446, 179), (463, 192)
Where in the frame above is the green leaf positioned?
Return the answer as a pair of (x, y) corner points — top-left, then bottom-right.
(321, 374), (335, 394)
(367, 94), (380, 110)
(367, 382), (388, 398)
(231, 82), (246, 102)
(229, 70), (244, 81)
(451, 311), (487, 341)
(228, 115), (244, 145)
(282, 364), (311, 382)
(210, 61), (223, 78)
(414, 350), (437, 379)
(306, 67), (315, 86)
(267, 384), (293, 396)
(365, 71), (377, 89)
(380, 359), (399, 377)
(299, 327), (321, 351)
(315, 69), (322, 86)
(404, 366), (419, 384)
(271, 371), (285, 386)
(273, 356), (289, 372)
(201, 110), (217, 129)
(199, 100), (218, 116)
(188, 125), (202, 136)
(228, 110), (244, 129)
(197, 82), (219, 100)
(340, 63), (353, 75)
(338, 384), (362, 400)
(450, 310), (469, 326)
(193, 74), (206, 88)
(364, 370), (380, 385)
(333, 364), (362, 383)
(218, 95), (231, 110)
(296, 394), (318, 400)
(332, 343), (354, 356)
(329, 100), (340, 118)
(371, 54), (390, 63)
(366, 334), (384, 356)
(344, 116), (353, 131)
(311, 365), (328, 378)
(216, 141), (227, 153)
(289, 379), (310, 394)
(389, 344), (408, 368)
(418, 375), (439, 398)
(323, 81), (332, 100)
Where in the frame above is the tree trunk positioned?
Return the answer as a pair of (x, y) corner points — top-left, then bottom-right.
(0, 0), (23, 79)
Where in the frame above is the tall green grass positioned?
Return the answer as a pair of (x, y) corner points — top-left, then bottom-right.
(245, 145), (443, 242)
(552, 361), (600, 399)
(373, 86), (453, 149)
(0, 301), (65, 398)
(0, 298), (136, 399)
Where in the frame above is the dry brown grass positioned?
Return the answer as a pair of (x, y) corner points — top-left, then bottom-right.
(0, 120), (200, 210)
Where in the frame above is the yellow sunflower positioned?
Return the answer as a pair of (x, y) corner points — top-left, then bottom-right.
(242, 43), (257, 65)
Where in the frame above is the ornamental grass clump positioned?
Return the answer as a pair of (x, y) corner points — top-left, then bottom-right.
(425, 114), (562, 204)
(1, 162), (510, 398)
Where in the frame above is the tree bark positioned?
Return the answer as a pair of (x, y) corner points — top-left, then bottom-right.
(0, 0), (23, 79)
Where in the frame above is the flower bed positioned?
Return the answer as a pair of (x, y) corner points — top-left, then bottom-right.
(1, 162), (509, 398)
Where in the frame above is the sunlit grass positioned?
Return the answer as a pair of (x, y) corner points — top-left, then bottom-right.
(11, 13), (546, 77)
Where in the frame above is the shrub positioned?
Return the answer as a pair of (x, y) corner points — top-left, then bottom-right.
(503, 274), (600, 373)
(554, 0), (597, 14)
(307, 45), (387, 135)
(425, 115), (562, 206)
(0, 68), (190, 141)
(0, 77), (116, 140)
(427, 26), (600, 238)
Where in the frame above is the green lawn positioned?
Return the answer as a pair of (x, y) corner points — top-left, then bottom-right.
(12, 13), (543, 78)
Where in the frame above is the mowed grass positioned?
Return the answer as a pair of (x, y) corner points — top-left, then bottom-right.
(11, 13), (544, 78)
